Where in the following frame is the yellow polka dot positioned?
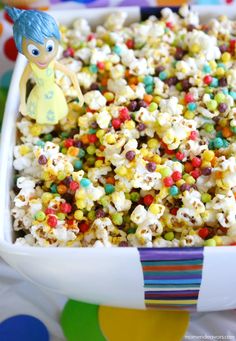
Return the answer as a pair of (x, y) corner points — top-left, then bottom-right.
(99, 306), (189, 341)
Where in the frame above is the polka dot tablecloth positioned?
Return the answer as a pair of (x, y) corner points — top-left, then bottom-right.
(0, 258), (235, 341)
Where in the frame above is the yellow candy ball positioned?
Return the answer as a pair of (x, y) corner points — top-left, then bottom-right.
(202, 150), (215, 162)
(222, 52), (231, 63)
(152, 96), (161, 104)
(190, 44), (200, 53)
(152, 155), (161, 164)
(20, 145), (30, 156)
(184, 111), (195, 119)
(147, 139), (159, 149)
(30, 124), (42, 136)
(95, 160), (103, 167)
(215, 67), (225, 77)
(96, 129), (105, 138)
(116, 166), (127, 177)
(149, 204), (161, 215)
(213, 236), (222, 246)
(140, 148), (149, 157)
(209, 60), (217, 70)
(105, 61), (112, 70)
(201, 160), (212, 168)
(74, 210), (84, 220)
(104, 92), (114, 101)
(185, 176), (195, 185)
(219, 118), (227, 128)
(125, 121), (135, 130)
(42, 192), (53, 205)
(76, 199), (86, 209)
(106, 135), (116, 144)
(176, 179), (185, 187)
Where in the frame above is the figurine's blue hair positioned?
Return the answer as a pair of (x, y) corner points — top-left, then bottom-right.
(5, 7), (60, 53)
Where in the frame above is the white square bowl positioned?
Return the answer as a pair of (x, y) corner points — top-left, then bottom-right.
(0, 6), (236, 312)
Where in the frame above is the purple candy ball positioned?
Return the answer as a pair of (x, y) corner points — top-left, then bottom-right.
(146, 162), (156, 172)
(38, 155), (47, 165)
(202, 167), (212, 176)
(218, 103), (228, 113)
(125, 151), (136, 161)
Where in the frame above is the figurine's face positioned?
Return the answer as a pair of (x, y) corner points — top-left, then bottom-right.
(22, 38), (59, 69)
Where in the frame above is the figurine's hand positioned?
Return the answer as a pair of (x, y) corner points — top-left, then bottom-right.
(74, 86), (84, 107)
(77, 94), (84, 107)
(19, 103), (27, 116)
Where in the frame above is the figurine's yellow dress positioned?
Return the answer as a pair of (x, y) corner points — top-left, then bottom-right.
(27, 61), (68, 124)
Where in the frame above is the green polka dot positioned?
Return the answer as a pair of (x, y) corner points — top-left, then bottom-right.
(60, 300), (105, 341)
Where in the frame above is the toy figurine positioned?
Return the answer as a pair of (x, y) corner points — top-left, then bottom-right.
(6, 6), (84, 124)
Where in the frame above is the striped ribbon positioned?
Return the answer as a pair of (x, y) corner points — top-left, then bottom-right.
(138, 248), (204, 311)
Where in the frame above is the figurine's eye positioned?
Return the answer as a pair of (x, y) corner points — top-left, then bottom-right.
(27, 44), (40, 57)
(46, 40), (54, 53)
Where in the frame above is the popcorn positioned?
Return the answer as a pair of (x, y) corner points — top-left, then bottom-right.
(130, 205), (147, 225)
(111, 192), (132, 211)
(11, 6), (236, 248)
(104, 11), (127, 31)
(84, 91), (107, 110)
(185, 30), (221, 61)
(95, 109), (111, 129)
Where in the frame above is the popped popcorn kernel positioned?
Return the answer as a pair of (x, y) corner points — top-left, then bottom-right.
(11, 6), (236, 247)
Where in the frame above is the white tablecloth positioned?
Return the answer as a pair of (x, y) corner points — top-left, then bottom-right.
(1, 259), (236, 340)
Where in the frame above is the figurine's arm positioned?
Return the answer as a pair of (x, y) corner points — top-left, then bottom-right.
(55, 61), (84, 107)
(19, 63), (31, 115)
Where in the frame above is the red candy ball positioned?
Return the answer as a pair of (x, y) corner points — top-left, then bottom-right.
(60, 202), (72, 214)
(112, 118), (121, 130)
(170, 207), (178, 215)
(88, 134), (98, 143)
(166, 21), (174, 29)
(163, 177), (174, 187)
(203, 75), (213, 85)
(143, 194), (154, 206)
(189, 131), (198, 140)
(184, 93), (194, 104)
(69, 181), (80, 191)
(79, 222), (90, 233)
(119, 108), (130, 122)
(47, 215), (57, 228)
(45, 208), (55, 215)
(176, 151), (185, 161)
(198, 228), (209, 239)
(97, 61), (105, 70)
(172, 171), (182, 182)
(230, 39), (236, 52)
(190, 168), (201, 179)
(191, 157), (202, 167)
(64, 139), (74, 148)
(87, 33), (95, 41)
(126, 39), (134, 49)
(67, 47), (74, 57)
(165, 148), (175, 155)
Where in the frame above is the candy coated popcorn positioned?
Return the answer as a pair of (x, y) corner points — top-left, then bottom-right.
(11, 6), (236, 247)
